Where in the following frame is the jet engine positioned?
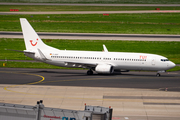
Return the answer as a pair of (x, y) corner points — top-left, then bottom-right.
(95, 64), (114, 74)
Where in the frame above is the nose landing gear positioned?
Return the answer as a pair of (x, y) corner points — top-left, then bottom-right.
(156, 70), (165, 77)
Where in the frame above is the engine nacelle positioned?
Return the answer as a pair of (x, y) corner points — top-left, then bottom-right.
(95, 64), (114, 74)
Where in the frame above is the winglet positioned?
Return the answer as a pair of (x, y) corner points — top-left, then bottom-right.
(103, 44), (108, 52)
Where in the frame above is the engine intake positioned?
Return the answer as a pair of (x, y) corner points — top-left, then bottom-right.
(95, 64), (114, 74)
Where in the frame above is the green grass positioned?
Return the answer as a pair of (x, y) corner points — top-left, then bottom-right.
(0, 38), (31, 60)
(166, 66), (180, 72)
(0, 61), (83, 69)
(1, 0), (180, 4)
(1, 13), (180, 34)
(1, 5), (180, 12)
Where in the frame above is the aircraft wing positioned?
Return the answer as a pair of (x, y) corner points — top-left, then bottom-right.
(64, 61), (97, 69)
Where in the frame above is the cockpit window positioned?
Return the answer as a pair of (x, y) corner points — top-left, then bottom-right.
(161, 59), (169, 62)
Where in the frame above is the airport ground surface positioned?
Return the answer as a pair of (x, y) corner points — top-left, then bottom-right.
(1, 10), (180, 15)
(0, 68), (180, 120)
(1, 32), (180, 41)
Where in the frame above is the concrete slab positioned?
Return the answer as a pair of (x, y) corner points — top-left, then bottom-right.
(0, 84), (180, 119)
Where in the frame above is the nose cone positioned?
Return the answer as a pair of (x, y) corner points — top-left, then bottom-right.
(169, 62), (176, 69)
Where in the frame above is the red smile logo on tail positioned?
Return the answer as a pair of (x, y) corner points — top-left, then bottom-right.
(30, 38), (38, 46)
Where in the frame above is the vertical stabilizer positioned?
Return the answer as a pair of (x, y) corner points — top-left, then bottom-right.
(20, 18), (57, 51)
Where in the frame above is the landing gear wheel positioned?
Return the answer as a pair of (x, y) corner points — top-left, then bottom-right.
(87, 70), (93, 75)
(156, 73), (161, 77)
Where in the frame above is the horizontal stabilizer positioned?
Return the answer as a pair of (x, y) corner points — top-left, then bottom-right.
(6, 49), (35, 54)
(6, 49), (24, 53)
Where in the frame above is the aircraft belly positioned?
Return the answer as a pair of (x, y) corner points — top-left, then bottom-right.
(115, 62), (152, 71)
(115, 64), (142, 70)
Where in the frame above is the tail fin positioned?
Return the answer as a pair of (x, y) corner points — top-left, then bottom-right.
(20, 18), (57, 51)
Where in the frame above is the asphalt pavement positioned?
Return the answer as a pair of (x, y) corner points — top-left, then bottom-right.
(0, 68), (180, 91)
(1, 31), (180, 41)
(0, 68), (180, 120)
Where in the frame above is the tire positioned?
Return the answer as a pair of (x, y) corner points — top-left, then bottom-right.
(156, 73), (161, 77)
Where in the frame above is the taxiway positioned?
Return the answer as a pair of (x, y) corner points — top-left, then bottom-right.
(0, 68), (180, 120)
(1, 32), (180, 41)
(0, 68), (180, 90)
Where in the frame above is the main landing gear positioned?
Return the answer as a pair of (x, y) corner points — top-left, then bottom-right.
(87, 69), (93, 75)
(156, 70), (165, 77)
(156, 73), (161, 77)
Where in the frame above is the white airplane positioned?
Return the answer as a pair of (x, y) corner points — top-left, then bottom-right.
(19, 18), (175, 76)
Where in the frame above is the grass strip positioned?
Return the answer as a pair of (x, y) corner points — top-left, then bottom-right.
(166, 66), (180, 72)
(1, 38), (180, 64)
(1, 5), (180, 12)
(0, 61), (83, 69)
(1, 0), (180, 4)
(0, 13), (180, 34)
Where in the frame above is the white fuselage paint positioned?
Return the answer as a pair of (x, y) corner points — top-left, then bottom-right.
(26, 49), (175, 71)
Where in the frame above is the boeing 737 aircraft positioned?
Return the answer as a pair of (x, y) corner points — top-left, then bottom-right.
(19, 18), (175, 76)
